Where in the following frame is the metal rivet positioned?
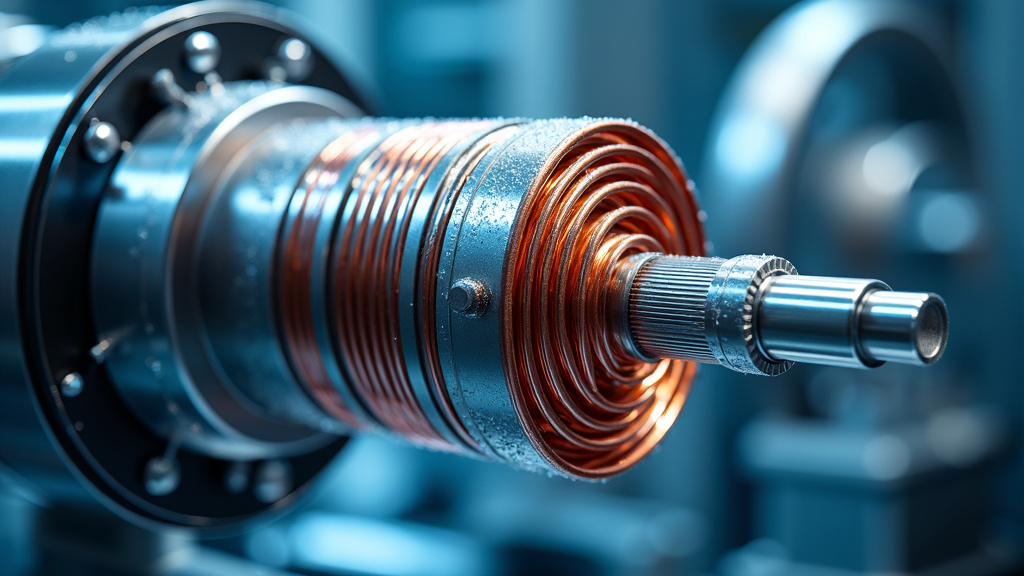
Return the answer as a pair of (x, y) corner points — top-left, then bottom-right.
(83, 122), (121, 163)
(276, 38), (313, 81)
(184, 31), (220, 74)
(60, 372), (84, 397)
(448, 278), (490, 317)
(143, 457), (180, 496)
(253, 460), (292, 503)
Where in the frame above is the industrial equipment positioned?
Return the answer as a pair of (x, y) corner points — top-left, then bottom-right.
(0, 2), (950, 534)
(0, 7), (983, 576)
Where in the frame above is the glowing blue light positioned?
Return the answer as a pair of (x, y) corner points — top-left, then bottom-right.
(289, 514), (489, 576)
(714, 112), (787, 185)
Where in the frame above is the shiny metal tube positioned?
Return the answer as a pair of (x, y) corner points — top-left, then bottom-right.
(625, 255), (949, 375)
(756, 276), (947, 367)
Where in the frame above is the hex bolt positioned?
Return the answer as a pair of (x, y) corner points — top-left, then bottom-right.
(83, 121), (121, 163)
(143, 456), (181, 496)
(253, 459), (292, 503)
(60, 372), (83, 398)
(184, 31), (221, 74)
(448, 278), (490, 317)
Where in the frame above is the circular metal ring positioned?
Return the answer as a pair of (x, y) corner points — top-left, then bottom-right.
(0, 2), (367, 528)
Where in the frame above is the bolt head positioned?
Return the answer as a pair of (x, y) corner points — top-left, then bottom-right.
(184, 31), (221, 74)
(60, 372), (83, 397)
(83, 121), (121, 163)
(143, 457), (180, 496)
(448, 278), (490, 317)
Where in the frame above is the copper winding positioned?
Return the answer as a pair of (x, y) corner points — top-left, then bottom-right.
(502, 121), (705, 477)
(278, 127), (380, 429)
(278, 118), (704, 476)
(331, 121), (489, 452)
(279, 120), (494, 453)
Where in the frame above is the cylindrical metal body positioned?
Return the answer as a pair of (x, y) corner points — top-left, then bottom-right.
(0, 0), (951, 530)
(0, 2), (368, 528)
(91, 100), (708, 478)
(757, 277), (891, 368)
(624, 254), (947, 374)
(757, 277), (947, 366)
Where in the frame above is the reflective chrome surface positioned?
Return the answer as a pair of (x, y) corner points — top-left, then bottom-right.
(92, 83), (359, 459)
(625, 254), (949, 374)
(757, 275), (947, 368)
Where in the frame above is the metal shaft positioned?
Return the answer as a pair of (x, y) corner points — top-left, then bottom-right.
(625, 254), (948, 376)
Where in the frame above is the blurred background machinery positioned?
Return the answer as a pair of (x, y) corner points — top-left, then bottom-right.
(0, 0), (1016, 575)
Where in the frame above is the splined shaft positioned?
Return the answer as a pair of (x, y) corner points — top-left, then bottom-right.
(625, 254), (949, 376)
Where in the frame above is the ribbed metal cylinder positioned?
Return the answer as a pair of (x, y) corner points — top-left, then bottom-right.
(628, 255), (725, 363)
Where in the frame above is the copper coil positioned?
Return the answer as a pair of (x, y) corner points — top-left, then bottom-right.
(331, 121), (491, 452)
(278, 127), (381, 429)
(502, 121), (705, 478)
(279, 120), (497, 452)
(279, 117), (703, 475)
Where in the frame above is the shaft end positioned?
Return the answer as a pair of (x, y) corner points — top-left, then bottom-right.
(622, 254), (951, 375)
(859, 291), (948, 366)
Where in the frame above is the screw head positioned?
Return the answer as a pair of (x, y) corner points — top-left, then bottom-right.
(448, 278), (490, 317)
(83, 121), (121, 163)
(276, 38), (313, 81)
(184, 31), (221, 74)
(60, 372), (83, 397)
(253, 460), (292, 503)
(143, 457), (181, 496)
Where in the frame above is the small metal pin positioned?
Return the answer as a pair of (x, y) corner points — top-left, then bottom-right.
(60, 372), (84, 398)
(224, 461), (251, 494)
(448, 278), (490, 317)
(83, 121), (122, 163)
(278, 38), (313, 81)
(143, 456), (181, 496)
(265, 37), (314, 82)
(151, 68), (192, 107)
(184, 31), (221, 74)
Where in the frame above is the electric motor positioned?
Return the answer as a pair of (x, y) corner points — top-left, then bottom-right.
(0, 1), (948, 527)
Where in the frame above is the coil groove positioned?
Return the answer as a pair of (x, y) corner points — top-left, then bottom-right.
(278, 118), (706, 476)
(332, 121), (490, 451)
(502, 121), (705, 477)
(279, 127), (380, 429)
(279, 121), (495, 452)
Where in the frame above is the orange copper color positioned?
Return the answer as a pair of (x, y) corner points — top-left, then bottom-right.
(502, 121), (705, 478)
(279, 121), (490, 452)
(278, 118), (705, 477)
(279, 127), (379, 429)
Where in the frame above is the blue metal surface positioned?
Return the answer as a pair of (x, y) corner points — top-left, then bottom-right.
(1, 0), (1020, 574)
